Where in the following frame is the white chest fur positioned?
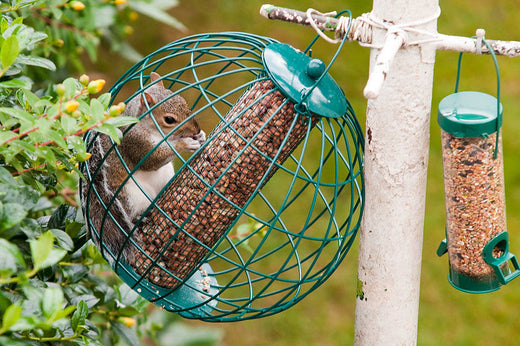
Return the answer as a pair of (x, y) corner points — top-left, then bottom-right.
(124, 163), (175, 220)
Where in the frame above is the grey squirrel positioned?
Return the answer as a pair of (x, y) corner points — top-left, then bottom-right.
(82, 72), (206, 264)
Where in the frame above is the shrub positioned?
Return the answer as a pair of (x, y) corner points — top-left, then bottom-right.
(0, 1), (221, 344)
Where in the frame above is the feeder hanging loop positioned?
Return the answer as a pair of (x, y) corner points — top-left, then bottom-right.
(475, 28), (486, 55)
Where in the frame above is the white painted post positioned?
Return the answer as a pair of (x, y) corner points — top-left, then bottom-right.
(260, 1), (520, 343)
(354, 0), (439, 344)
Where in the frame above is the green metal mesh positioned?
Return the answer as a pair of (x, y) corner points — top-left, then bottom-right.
(80, 32), (364, 322)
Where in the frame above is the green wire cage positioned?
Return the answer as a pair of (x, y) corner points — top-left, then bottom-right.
(80, 31), (364, 322)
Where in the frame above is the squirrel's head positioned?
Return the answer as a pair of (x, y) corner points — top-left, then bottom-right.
(138, 72), (206, 153)
(125, 72), (206, 157)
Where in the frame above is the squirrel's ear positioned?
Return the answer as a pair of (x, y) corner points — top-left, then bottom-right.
(149, 72), (164, 88)
(141, 92), (156, 109)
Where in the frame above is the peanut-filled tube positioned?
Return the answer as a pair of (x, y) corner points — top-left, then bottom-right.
(132, 79), (318, 289)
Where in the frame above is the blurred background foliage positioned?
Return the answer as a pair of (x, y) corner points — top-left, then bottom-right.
(3, 0), (517, 344)
(92, 1), (520, 345)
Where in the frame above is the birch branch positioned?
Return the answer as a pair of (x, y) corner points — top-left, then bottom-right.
(260, 4), (520, 58)
(260, 4), (341, 32)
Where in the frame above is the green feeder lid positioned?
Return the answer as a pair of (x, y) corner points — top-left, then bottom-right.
(437, 91), (503, 137)
(262, 42), (347, 118)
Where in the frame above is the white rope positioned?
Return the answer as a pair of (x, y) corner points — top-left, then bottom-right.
(306, 8), (344, 44)
(306, 7), (443, 48)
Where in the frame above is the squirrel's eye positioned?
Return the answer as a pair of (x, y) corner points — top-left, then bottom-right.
(164, 116), (176, 125)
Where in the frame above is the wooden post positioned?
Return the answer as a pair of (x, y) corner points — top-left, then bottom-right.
(354, 0), (439, 344)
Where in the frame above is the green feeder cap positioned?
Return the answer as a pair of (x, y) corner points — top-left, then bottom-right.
(262, 42), (348, 118)
(437, 91), (503, 137)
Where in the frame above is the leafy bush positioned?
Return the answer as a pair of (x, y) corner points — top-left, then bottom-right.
(0, 1), (221, 345)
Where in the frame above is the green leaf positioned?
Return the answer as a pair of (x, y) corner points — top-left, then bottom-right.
(0, 167), (17, 188)
(89, 98), (105, 121)
(63, 78), (79, 99)
(0, 132), (16, 145)
(61, 114), (77, 134)
(15, 55), (56, 71)
(58, 305), (76, 318)
(128, 1), (186, 31)
(12, 17), (23, 26)
(0, 107), (35, 125)
(48, 204), (75, 229)
(105, 116), (139, 128)
(0, 238), (26, 275)
(119, 283), (139, 306)
(49, 229), (73, 251)
(0, 203), (27, 231)
(0, 304), (22, 333)
(0, 18), (8, 34)
(30, 231), (54, 270)
(47, 129), (67, 149)
(0, 78), (32, 89)
(39, 248), (66, 269)
(94, 123), (121, 143)
(0, 291), (11, 314)
(97, 93), (112, 108)
(62, 264), (89, 284)
(71, 300), (88, 332)
(70, 294), (99, 309)
(41, 286), (63, 319)
(1, 36), (19, 71)
(33, 98), (53, 111)
(112, 322), (140, 346)
(8, 315), (37, 333)
(67, 135), (88, 161)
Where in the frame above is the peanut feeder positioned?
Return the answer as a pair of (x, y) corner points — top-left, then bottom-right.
(81, 32), (364, 321)
(437, 46), (520, 293)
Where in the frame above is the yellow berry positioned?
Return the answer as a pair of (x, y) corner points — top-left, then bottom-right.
(79, 74), (89, 86)
(117, 102), (126, 113)
(123, 25), (133, 36)
(115, 0), (126, 4)
(129, 11), (138, 21)
(70, 1), (85, 11)
(56, 84), (66, 96)
(87, 79), (106, 94)
(108, 105), (120, 117)
(65, 100), (80, 113)
(118, 317), (136, 327)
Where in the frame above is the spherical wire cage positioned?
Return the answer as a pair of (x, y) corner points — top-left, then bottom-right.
(80, 29), (364, 322)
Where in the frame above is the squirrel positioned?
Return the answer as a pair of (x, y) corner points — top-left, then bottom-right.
(82, 72), (206, 265)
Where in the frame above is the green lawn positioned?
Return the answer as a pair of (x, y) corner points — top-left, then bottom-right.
(92, 0), (520, 344)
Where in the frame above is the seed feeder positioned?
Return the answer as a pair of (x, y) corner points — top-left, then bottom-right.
(437, 38), (520, 293)
(80, 30), (364, 321)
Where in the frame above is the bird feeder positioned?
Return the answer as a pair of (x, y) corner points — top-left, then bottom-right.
(437, 40), (520, 293)
(81, 31), (364, 321)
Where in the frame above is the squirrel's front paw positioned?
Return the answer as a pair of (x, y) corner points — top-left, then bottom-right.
(193, 130), (206, 145)
(182, 130), (206, 152)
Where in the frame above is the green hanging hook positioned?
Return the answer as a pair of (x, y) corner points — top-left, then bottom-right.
(455, 35), (502, 158)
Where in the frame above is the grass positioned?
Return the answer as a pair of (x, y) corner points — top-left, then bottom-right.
(90, 0), (520, 344)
